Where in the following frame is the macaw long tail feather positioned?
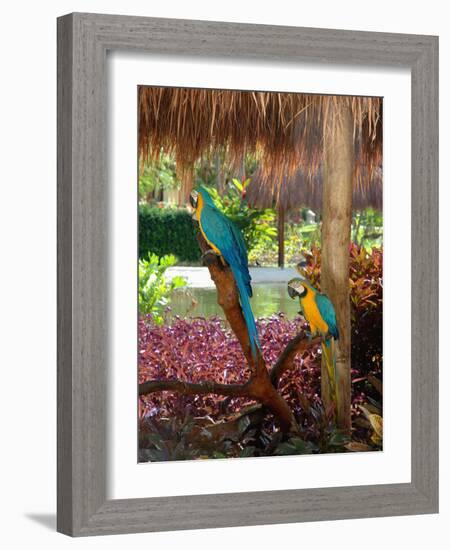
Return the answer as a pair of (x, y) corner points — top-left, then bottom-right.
(231, 267), (261, 359)
(322, 337), (337, 400)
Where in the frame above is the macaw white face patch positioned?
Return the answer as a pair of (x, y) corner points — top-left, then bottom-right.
(189, 189), (198, 208)
(288, 280), (305, 298)
(293, 283), (305, 295)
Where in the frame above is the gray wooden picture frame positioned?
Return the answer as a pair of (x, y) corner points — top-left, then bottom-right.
(57, 12), (439, 537)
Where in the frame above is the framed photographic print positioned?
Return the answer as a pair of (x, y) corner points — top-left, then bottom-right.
(57, 13), (438, 536)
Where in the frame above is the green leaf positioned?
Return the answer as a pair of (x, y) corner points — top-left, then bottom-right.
(142, 448), (166, 462)
(237, 414), (251, 434)
(290, 437), (313, 454)
(274, 442), (296, 456)
(145, 433), (165, 450)
(328, 432), (350, 447)
(239, 446), (256, 458)
(212, 452), (227, 459)
(231, 178), (243, 192)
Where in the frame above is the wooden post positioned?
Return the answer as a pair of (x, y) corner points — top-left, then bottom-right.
(277, 204), (285, 268)
(321, 98), (353, 433)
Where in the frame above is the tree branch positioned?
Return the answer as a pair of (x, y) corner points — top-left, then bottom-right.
(195, 230), (258, 371)
(270, 334), (322, 387)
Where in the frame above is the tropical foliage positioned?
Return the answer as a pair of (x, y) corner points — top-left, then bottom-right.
(139, 154), (178, 203)
(138, 253), (186, 324)
(205, 180), (277, 253)
(139, 245), (382, 459)
(352, 208), (383, 251)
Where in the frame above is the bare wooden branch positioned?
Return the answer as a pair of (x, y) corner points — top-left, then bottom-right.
(196, 231), (257, 371)
(270, 334), (322, 387)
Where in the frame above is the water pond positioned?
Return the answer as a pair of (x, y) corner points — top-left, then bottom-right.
(168, 282), (301, 320)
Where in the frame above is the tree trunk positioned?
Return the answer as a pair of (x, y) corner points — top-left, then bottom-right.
(277, 205), (285, 268)
(321, 99), (353, 433)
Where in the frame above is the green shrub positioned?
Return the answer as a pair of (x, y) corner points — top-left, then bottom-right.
(138, 253), (187, 324)
(139, 205), (201, 263)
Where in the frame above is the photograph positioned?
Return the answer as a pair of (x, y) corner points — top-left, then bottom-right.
(0, 1), (441, 543)
(137, 86), (383, 461)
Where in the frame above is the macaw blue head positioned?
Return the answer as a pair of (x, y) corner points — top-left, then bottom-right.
(287, 277), (316, 299)
(189, 186), (216, 210)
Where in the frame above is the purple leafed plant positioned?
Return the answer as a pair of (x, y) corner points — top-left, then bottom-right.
(139, 313), (373, 425)
(139, 314), (318, 419)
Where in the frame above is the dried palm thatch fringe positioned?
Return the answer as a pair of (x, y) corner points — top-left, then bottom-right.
(139, 87), (382, 202)
(247, 166), (382, 211)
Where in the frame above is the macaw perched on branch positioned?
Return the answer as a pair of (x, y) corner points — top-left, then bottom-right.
(190, 186), (261, 359)
(287, 277), (339, 401)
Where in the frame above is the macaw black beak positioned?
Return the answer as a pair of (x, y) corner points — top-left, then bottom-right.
(287, 285), (298, 299)
(189, 191), (198, 209)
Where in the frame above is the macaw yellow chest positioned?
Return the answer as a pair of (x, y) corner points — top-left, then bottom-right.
(195, 199), (221, 255)
(300, 292), (329, 335)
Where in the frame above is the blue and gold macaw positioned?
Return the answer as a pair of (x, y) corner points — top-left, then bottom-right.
(287, 277), (339, 399)
(190, 186), (261, 358)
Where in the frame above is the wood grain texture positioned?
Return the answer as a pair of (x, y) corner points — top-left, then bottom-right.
(57, 12), (439, 536)
(410, 36), (439, 506)
(57, 14), (74, 535)
(58, 12), (109, 535)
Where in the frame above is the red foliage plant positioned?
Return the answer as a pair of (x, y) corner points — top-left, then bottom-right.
(139, 314), (320, 422)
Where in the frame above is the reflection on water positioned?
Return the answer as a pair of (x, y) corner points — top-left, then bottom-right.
(168, 283), (300, 320)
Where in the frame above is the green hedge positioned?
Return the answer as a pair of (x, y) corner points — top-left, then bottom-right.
(139, 205), (201, 263)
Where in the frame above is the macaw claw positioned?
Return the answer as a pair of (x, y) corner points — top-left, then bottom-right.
(201, 249), (222, 266)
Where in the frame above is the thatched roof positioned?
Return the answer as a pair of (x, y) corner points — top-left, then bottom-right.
(139, 87), (382, 202)
(247, 166), (382, 211)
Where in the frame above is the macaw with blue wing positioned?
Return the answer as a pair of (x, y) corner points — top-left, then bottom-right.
(190, 186), (261, 359)
(287, 277), (339, 400)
